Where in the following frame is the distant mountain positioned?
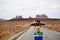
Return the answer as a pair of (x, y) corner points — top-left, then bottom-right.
(36, 14), (48, 19)
(9, 14), (60, 21)
(0, 18), (6, 21)
(9, 14), (49, 21)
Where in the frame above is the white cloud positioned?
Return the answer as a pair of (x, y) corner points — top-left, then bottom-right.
(0, 0), (60, 19)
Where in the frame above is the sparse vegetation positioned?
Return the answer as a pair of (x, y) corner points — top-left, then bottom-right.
(0, 20), (32, 40)
(43, 19), (60, 32)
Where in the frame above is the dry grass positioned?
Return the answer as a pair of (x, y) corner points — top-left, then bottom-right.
(0, 20), (32, 40)
(43, 20), (60, 32)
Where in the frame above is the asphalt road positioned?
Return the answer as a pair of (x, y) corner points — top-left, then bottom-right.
(16, 26), (60, 40)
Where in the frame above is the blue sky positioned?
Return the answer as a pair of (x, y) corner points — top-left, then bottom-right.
(0, 0), (60, 19)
